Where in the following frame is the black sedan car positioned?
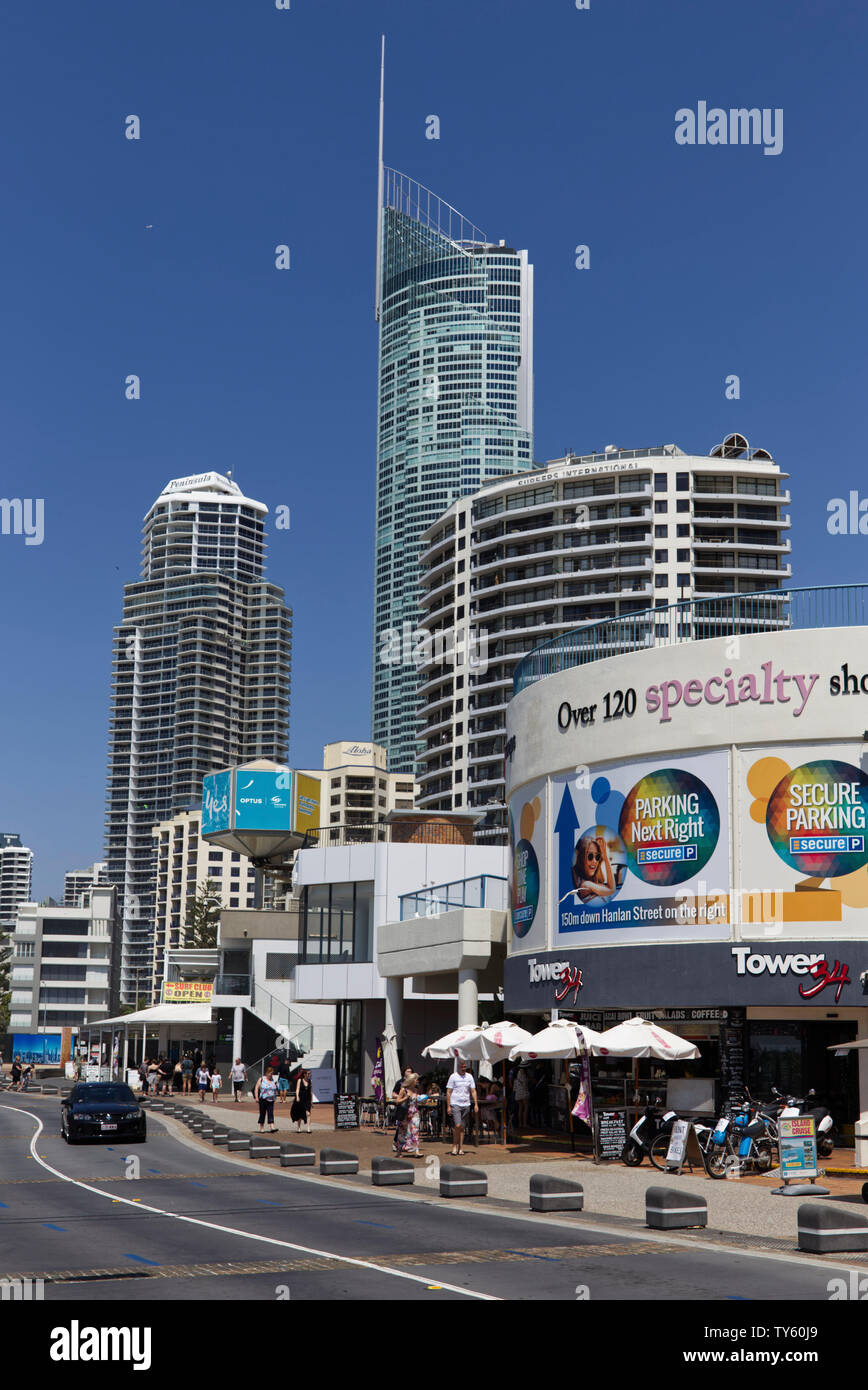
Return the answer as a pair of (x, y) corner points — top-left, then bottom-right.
(61, 1083), (147, 1144)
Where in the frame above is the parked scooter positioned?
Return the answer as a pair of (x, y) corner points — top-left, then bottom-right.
(705, 1100), (775, 1178)
(621, 1104), (677, 1166)
(775, 1087), (836, 1158)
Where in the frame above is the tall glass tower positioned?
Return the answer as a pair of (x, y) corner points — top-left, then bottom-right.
(105, 472), (292, 1005)
(372, 42), (535, 772)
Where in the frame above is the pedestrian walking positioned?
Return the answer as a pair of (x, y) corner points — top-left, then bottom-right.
(446, 1059), (478, 1156)
(255, 1067), (279, 1133)
(210, 1067), (222, 1103)
(181, 1052), (193, 1095)
(147, 1058), (160, 1094)
(172, 1058), (183, 1093)
(20, 1062), (33, 1092)
(277, 1058), (291, 1103)
(230, 1057), (247, 1102)
(195, 1062), (211, 1102)
(10, 1056), (22, 1091)
(393, 1073), (425, 1157)
(290, 1069), (313, 1133)
(138, 1059), (149, 1095)
(158, 1055), (173, 1096)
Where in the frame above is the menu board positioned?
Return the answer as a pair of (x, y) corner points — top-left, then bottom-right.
(596, 1109), (628, 1161)
(333, 1093), (360, 1130)
(720, 1008), (746, 1106)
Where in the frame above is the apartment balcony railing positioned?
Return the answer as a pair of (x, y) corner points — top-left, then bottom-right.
(399, 874), (509, 920)
(513, 585), (868, 694)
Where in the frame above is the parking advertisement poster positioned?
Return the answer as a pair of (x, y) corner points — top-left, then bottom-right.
(553, 750), (731, 944)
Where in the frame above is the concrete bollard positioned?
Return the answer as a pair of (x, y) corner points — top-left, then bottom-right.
(279, 1143), (316, 1168)
(211, 1127), (231, 1145)
(440, 1164), (487, 1199)
(798, 1204), (868, 1253)
(529, 1175), (583, 1212)
(645, 1187), (707, 1230)
(319, 1148), (359, 1175)
(372, 1156), (414, 1187)
(226, 1135), (251, 1152)
(249, 1137), (281, 1158)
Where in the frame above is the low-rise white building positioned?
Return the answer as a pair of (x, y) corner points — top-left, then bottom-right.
(8, 886), (118, 1034)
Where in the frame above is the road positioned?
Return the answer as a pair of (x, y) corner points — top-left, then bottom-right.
(0, 1094), (859, 1302)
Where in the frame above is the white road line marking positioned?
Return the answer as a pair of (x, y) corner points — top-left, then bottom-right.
(2, 1107), (498, 1301)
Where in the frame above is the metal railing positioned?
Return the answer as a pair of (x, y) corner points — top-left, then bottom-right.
(512, 585), (868, 694)
(212, 974), (250, 996)
(249, 979), (314, 1056)
(400, 874), (509, 921)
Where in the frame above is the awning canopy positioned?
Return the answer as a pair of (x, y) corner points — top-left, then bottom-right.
(828, 1037), (868, 1052)
(82, 1004), (214, 1029)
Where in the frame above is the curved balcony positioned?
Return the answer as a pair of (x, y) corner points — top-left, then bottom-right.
(513, 585), (868, 694)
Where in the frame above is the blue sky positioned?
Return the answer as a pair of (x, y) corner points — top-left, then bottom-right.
(1, 0), (866, 898)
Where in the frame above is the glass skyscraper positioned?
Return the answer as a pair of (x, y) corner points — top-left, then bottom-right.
(105, 472), (292, 1005)
(373, 148), (535, 773)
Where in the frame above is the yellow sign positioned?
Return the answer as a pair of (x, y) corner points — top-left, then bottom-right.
(294, 773), (321, 835)
(162, 980), (214, 1003)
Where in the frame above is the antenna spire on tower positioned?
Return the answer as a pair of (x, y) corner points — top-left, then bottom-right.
(375, 33), (385, 322)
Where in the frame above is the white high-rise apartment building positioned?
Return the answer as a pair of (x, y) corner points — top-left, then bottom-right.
(105, 472), (292, 1006)
(0, 833), (33, 930)
(417, 435), (791, 835)
(64, 862), (110, 908)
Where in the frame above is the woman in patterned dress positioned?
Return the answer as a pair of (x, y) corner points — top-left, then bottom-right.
(393, 1072), (425, 1157)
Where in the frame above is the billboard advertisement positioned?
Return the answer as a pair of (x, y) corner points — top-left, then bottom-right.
(508, 778), (547, 949)
(202, 769), (231, 835)
(294, 773), (321, 836)
(553, 750), (731, 945)
(233, 769), (293, 830)
(12, 1033), (65, 1065)
(739, 743), (868, 937)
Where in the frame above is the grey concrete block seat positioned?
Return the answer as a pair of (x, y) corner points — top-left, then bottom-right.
(319, 1149), (359, 1175)
(798, 1204), (868, 1253)
(440, 1165), (487, 1198)
(529, 1174), (583, 1212)
(645, 1186), (708, 1230)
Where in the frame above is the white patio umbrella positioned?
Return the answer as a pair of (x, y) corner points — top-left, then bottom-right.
(508, 1018), (604, 1060)
(380, 1024), (402, 1096)
(423, 1022), (535, 1144)
(508, 1020), (604, 1145)
(422, 1024), (487, 1059)
(592, 1016), (700, 1060)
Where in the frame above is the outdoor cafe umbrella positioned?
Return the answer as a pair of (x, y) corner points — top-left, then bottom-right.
(508, 1018), (605, 1061)
(592, 1016), (700, 1060)
(380, 1024), (402, 1097)
(423, 1022), (535, 1143)
(592, 1016), (700, 1120)
(509, 1020), (605, 1144)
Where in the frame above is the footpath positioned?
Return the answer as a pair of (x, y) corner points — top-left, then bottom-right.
(165, 1097), (868, 1250)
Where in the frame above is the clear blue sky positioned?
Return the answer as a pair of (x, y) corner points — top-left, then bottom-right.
(1, 0), (866, 898)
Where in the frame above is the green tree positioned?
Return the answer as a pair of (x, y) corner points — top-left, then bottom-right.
(184, 881), (223, 949)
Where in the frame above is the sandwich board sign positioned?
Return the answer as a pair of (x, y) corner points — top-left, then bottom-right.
(779, 1116), (818, 1181)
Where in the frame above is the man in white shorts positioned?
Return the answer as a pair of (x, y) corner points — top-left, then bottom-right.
(446, 1059), (478, 1156)
(230, 1057), (247, 1102)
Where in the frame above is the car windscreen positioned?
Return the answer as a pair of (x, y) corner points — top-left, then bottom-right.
(72, 1085), (135, 1104)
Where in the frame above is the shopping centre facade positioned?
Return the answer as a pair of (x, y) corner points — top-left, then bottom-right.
(503, 587), (868, 1151)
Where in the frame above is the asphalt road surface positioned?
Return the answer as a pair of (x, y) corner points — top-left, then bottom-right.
(0, 1094), (860, 1302)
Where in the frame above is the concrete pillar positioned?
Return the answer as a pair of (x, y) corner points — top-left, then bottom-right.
(457, 970), (478, 1029)
(385, 977), (404, 1050)
(232, 1005), (244, 1063)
